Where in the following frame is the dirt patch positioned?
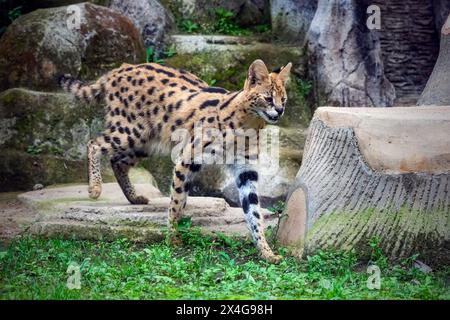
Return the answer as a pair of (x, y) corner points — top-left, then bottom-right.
(0, 192), (38, 244)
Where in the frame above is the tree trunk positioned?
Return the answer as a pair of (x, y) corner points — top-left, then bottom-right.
(277, 107), (450, 266)
(418, 14), (450, 106)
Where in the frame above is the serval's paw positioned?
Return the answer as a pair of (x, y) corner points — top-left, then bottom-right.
(88, 185), (102, 200)
(166, 232), (182, 247)
(261, 251), (283, 264)
(130, 196), (149, 205)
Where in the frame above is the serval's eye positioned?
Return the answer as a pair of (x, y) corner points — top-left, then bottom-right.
(281, 97), (286, 103)
(264, 96), (272, 103)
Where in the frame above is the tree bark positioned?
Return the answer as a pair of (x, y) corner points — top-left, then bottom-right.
(418, 14), (450, 106)
(277, 107), (450, 266)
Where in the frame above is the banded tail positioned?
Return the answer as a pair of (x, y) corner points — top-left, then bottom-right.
(58, 74), (106, 103)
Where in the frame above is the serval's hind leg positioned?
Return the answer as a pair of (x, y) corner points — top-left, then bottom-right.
(87, 138), (106, 199)
(110, 152), (149, 205)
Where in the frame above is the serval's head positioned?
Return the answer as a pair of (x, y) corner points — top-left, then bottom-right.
(244, 59), (292, 124)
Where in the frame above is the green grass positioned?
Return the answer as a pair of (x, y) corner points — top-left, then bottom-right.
(0, 230), (448, 300)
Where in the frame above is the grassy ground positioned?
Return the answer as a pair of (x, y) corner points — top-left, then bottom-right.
(0, 229), (448, 300)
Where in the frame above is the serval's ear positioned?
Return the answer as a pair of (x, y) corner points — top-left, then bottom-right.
(278, 62), (292, 85)
(246, 59), (270, 89)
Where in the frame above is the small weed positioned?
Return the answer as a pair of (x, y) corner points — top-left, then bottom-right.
(213, 8), (248, 36)
(180, 19), (200, 34)
(294, 78), (313, 99)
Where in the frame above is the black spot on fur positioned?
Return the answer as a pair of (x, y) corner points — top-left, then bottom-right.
(242, 198), (249, 213)
(113, 137), (121, 145)
(248, 193), (259, 205)
(175, 171), (185, 181)
(133, 128), (141, 138)
(190, 164), (201, 172)
(253, 211), (260, 219)
(155, 68), (176, 77)
(207, 117), (215, 123)
(200, 99), (220, 109)
(161, 79), (169, 85)
(127, 136), (135, 148)
(202, 87), (228, 94)
(147, 87), (156, 95)
(163, 114), (170, 122)
(184, 182), (191, 192)
(159, 93), (165, 102)
(237, 171), (258, 188)
(175, 187), (183, 194)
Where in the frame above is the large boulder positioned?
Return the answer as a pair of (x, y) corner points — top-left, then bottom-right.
(270, 0), (317, 42)
(307, 0), (395, 107)
(0, 88), (115, 191)
(0, 2), (145, 91)
(0, 88), (103, 159)
(109, 0), (175, 54)
(433, 0), (450, 35)
(418, 14), (450, 106)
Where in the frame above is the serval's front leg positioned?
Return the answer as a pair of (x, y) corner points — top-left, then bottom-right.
(167, 158), (202, 245)
(233, 164), (282, 263)
(87, 138), (105, 199)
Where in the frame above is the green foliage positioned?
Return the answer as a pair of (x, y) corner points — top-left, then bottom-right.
(212, 8), (249, 36)
(0, 3), (23, 36)
(179, 19), (199, 34)
(368, 236), (388, 269)
(26, 141), (63, 156)
(145, 45), (177, 65)
(267, 201), (285, 215)
(1, 235), (448, 300)
(176, 8), (267, 36)
(294, 78), (313, 99)
(8, 6), (22, 22)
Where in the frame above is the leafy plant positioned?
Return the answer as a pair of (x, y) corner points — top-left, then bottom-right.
(180, 19), (199, 33)
(267, 200), (285, 215)
(368, 236), (388, 269)
(213, 8), (248, 36)
(145, 47), (164, 64)
(163, 45), (177, 58)
(8, 6), (22, 22)
(295, 78), (313, 99)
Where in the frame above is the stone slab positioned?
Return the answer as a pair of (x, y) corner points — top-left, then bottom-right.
(19, 183), (276, 242)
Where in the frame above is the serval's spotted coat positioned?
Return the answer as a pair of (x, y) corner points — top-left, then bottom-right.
(59, 59), (292, 263)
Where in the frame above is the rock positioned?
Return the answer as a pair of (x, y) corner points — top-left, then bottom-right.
(0, 88), (159, 191)
(162, 0), (270, 28)
(418, 14), (450, 106)
(33, 184), (44, 191)
(19, 183), (276, 241)
(271, 0), (317, 42)
(307, 0), (395, 107)
(0, 3), (145, 91)
(0, 149), (94, 192)
(109, 0), (175, 54)
(0, 88), (103, 159)
(432, 0), (450, 35)
(277, 106), (450, 266)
